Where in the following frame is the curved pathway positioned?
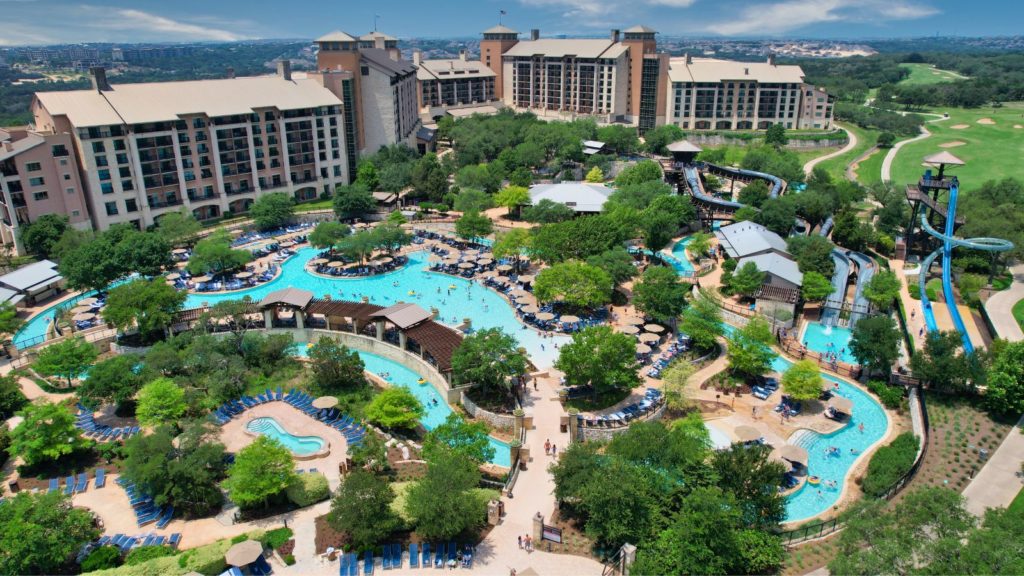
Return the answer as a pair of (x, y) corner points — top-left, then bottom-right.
(983, 263), (1024, 342)
(880, 126), (932, 182)
(962, 414), (1024, 516)
(803, 126), (857, 177)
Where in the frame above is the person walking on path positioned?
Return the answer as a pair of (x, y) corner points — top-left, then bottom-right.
(518, 535), (522, 549)
(544, 439), (551, 455)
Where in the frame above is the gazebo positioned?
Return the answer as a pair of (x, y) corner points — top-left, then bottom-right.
(259, 288), (315, 329)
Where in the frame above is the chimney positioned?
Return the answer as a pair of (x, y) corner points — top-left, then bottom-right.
(684, 53), (692, 65)
(89, 66), (111, 92)
(277, 59), (292, 81)
(530, 28), (540, 41)
(375, 37), (386, 50)
(744, 67), (749, 75)
(767, 53), (776, 66)
(413, 50), (422, 66)
(226, 66), (235, 79)
(611, 29), (620, 43)
(459, 49), (467, 62)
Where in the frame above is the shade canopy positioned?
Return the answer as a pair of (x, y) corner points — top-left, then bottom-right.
(779, 444), (809, 465)
(535, 312), (555, 321)
(193, 275), (212, 283)
(521, 305), (540, 314)
(622, 316), (645, 326)
(509, 289), (530, 298)
(560, 315), (580, 323)
(637, 332), (660, 343)
(312, 396), (339, 409)
(78, 297), (99, 306)
(457, 262), (475, 269)
(497, 264), (513, 272)
(309, 258), (328, 265)
(428, 255), (442, 263)
(477, 258), (493, 266)
(166, 273), (181, 281)
(644, 323), (664, 333)
(480, 270), (498, 278)
(463, 249), (480, 256)
(225, 540), (264, 566)
(379, 257), (393, 264)
(635, 343), (652, 354)
(235, 271), (253, 279)
(518, 275), (535, 284)
(828, 396), (853, 414)
(619, 325), (640, 334)
(70, 305), (92, 315)
(172, 248), (189, 254)
(923, 151), (966, 166)
(328, 261), (345, 268)
(735, 425), (762, 443)
(72, 312), (96, 322)
(515, 296), (536, 305)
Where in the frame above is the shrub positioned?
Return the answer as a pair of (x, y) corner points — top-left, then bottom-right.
(81, 546), (121, 572)
(867, 380), (905, 409)
(861, 432), (919, 498)
(285, 472), (330, 507)
(284, 553), (296, 565)
(259, 527), (294, 550)
(124, 546), (176, 566)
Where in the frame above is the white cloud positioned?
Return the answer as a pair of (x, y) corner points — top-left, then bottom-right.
(707, 0), (939, 36)
(517, 0), (696, 23)
(104, 8), (247, 42)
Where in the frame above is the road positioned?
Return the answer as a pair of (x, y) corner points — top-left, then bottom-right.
(802, 125), (857, 177)
(962, 414), (1024, 516)
(983, 263), (1024, 342)
(880, 114), (949, 182)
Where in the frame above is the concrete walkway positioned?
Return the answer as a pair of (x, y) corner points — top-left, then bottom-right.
(803, 126), (856, 177)
(881, 126), (931, 181)
(983, 263), (1024, 342)
(962, 414), (1024, 516)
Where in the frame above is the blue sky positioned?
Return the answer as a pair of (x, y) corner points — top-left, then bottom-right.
(0, 0), (1021, 45)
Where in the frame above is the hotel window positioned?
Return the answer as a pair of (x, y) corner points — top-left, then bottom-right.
(92, 141), (106, 153)
(121, 179), (134, 191)
(193, 118), (206, 129)
(125, 199), (138, 213)
(66, 187), (75, 195)
(71, 210), (80, 217)
(105, 201), (118, 216)
(25, 162), (41, 172)
(33, 191), (48, 201)
(29, 177), (45, 186)
(51, 144), (69, 157)
(95, 156), (108, 167)
(60, 159), (68, 166)
(98, 169), (111, 181)
(114, 139), (126, 151)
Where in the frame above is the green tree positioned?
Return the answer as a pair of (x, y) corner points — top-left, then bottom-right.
(533, 260), (612, 309)
(114, 229), (172, 277)
(765, 123), (788, 147)
(633, 266), (688, 323)
(405, 447), (483, 540)
(327, 469), (400, 550)
(309, 337), (366, 393)
(614, 160), (662, 187)
(8, 401), (89, 467)
(711, 443), (787, 528)
(337, 229), (377, 264)
(135, 377), (186, 427)
(521, 198), (574, 224)
(224, 435), (296, 509)
(249, 192), (295, 230)
(755, 196), (798, 236)
(801, 271), (834, 302)
(121, 422), (227, 517)
(34, 336), (97, 387)
(730, 261), (766, 297)
(862, 270), (900, 311)
(984, 341), (1024, 416)
(493, 185), (530, 216)
(450, 328), (527, 400)
(508, 166), (532, 188)
(877, 131), (896, 148)
(155, 209), (202, 245)
(661, 361), (696, 411)
(686, 232), (713, 259)
(832, 208), (873, 252)
(585, 166), (604, 183)
(452, 188), (493, 213)
(492, 229), (531, 270)
(76, 353), (145, 410)
(50, 228), (93, 262)
(454, 211), (493, 241)
(782, 360), (824, 401)
(738, 180), (771, 208)
(678, 290), (724, 352)
(597, 124), (639, 154)
(0, 374), (26, 420)
(606, 180), (671, 211)
(355, 161), (379, 190)
(365, 388), (424, 430)
(19, 214), (68, 258)
(187, 229), (251, 275)
(586, 247), (638, 286)
(333, 183), (376, 219)
(422, 413), (495, 464)
(642, 124), (684, 155)
(0, 491), (99, 575)
(910, 331), (974, 393)
(386, 210), (407, 225)
(734, 205), (758, 222)
(787, 234), (835, 277)
(850, 314), (901, 375)
(555, 326), (640, 397)
(309, 221), (351, 251)
(455, 163), (502, 193)
(411, 153), (449, 201)
(103, 277), (186, 336)
(726, 317), (775, 379)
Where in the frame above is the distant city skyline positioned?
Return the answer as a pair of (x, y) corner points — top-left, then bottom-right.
(1, 0), (1022, 46)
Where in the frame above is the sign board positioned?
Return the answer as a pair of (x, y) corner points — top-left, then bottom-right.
(541, 525), (562, 543)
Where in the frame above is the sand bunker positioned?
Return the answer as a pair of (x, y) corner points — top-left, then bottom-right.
(950, 124), (970, 129)
(976, 118), (995, 125)
(1015, 125), (1023, 129)
(939, 141), (966, 148)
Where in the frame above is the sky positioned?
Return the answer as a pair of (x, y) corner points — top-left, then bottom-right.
(0, 0), (1021, 46)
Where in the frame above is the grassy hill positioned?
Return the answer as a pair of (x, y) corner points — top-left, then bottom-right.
(897, 63), (967, 86)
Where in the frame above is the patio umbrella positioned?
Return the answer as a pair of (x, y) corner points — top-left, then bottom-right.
(518, 275), (535, 284)
(428, 255), (442, 263)
(72, 312), (96, 322)
(172, 248), (188, 255)
(735, 425), (762, 443)
(477, 258), (494, 266)
(497, 264), (513, 272)
(480, 270), (498, 278)
(379, 257), (393, 264)
(193, 275), (212, 283)
(309, 258), (328, 265)
(515, 296), (536, 305)
(622, 316), (645, 326)
(637, 332), (660, 343)
(535, 312), (555, 321)
(509, 289), (530, 298)
(493, 276), (510, 284)
(70, 305), (92, 315)
(78, 297), (99, 306)
(443, 258), (460, 265)
(828, 396), (853, 414)
(521, 305), (540, 314)
(280, 241), (295, 248)
(644, 323), (665, 333)
(779, 444), (809, 466)
(457, 262), (475, 269)
(560, 315), (580, 323)
(312, 396), (339, 410)
(619, 325), (640, 335)
(166, 273), (181, 281)
(635, 343), (652, 354)
(463, 249), (480, 256)
(225, 540), (264, 567)
(235, 271), (253, 279)
(327, 261), (344, 268)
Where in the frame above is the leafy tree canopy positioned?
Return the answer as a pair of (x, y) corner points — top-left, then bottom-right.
(802, 271), (834, 302)
(19, 214), (69, 259)
(423, 413), (496, 465)
(365, 387), (424, 430)
(633, 265), (688, 323)
(135, 377), (186, 427)
(454, 211), (494, 241)
(555, 326), (640, 396)
(450, 328), (527, 398)
(533, 260), (613, 309)
(103, 277), (186, 336)
(0, 491), (100, 575)
(187, 229), (251, 275)
(333, 184), (376, 219)
(249, 192), (295, 231)
(309, 337), (366, 393)
(34, 336), (97, 387)
(327, 469), (400, 550)
(224, 435), (296, 509)
(782, 360), (824, 401)
(8, 401), (89, 467)
(309, 221), (351, 250)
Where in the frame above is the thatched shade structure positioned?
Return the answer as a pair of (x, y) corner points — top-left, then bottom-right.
(735, 425), (762, 443)
(779, 444), (809, 466)
(225, 540), (264, 567)
(828, 396), (853, 414)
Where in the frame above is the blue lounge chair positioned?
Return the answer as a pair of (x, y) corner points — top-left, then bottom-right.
(365, 550), (375, 574)
(64, 476), (75, 495)
(110, 534), (124, 547)
(434, 542), (445, 568)
(382, 543), (391, 569)
(75, 473), (88, 493)
(141, 535), (155, 547)
(447, 541), (456, 563)
(421, 542), (430, 567)
(169, 533), (181, 548)
(392, 543), (402, 568)
(95, 468), (105, 488)
(119, 536), (135, 552)
(340, 552), (350, 574)
(155, 506), (175, 529)
(152, 535), (165, 546)
(348, 552), (359, 576)
(48, 478), (59, 493)
(409, 543), (419, 568)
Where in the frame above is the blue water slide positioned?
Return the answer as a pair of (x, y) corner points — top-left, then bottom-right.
(818, 216), (835, 238)
(821, 249), (850, 327)
(918, 182), (1013, 353)
(705, 163), (785, 198)
(682, 166), (745, 211)
(847, 252), (875, 326)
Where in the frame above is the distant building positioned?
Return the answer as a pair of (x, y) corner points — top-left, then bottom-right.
(528, 182), (613, 214)
(414, 50), (497, 119)
(666, 55), (835, 130)
(0, 127), (90, 254)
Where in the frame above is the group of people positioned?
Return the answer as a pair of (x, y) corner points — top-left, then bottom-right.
(517, 534), (535, 552)
(543, 439), (558, 457)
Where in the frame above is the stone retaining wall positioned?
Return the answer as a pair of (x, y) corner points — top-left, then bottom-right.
(460, 392), (516, 430)
(577, 402), (668, 442)
(681, 133), (846, 149)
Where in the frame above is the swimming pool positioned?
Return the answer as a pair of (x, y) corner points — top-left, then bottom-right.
(801, 322), (858, 365)
(669, 236), (697, 275)
(720, 325), (887, 523)
(294, 346), (512, 467)
(246, 416), (326, 456)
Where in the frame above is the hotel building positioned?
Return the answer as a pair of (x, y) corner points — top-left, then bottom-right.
(414, 50), (497, 118)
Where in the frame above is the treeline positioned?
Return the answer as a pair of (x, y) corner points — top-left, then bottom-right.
(792, 55), (909, 103)
(834, 102), (925, 136)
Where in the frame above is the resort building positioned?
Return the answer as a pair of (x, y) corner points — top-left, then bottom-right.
(528, 182), (613, 214)
(0, 127), (91, 254)
(665, 55), (835, 130)
(32, 64), (351, 230)
(413, 50), (498, 119)
(314, 31), (421, 156)
(714, 221), (789, 260)
(715, 221), (803, 315)
(0, 259), (63, 306)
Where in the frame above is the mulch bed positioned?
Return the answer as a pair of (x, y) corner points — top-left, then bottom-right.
(544, 509), (600, 559)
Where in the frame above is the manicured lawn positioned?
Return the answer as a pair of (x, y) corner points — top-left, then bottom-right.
(1009, 486), (1024, 515)
(852, 146), (885, 187)
(907, 277), (942, 300)
(898, 63), (966, 86)
(795, 145), (841, 170)
(296, 198), (334, 212)
(1013, 298), (1024, 332)
(815, 123), (880, 182)
(889, 102), (1024, 193)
